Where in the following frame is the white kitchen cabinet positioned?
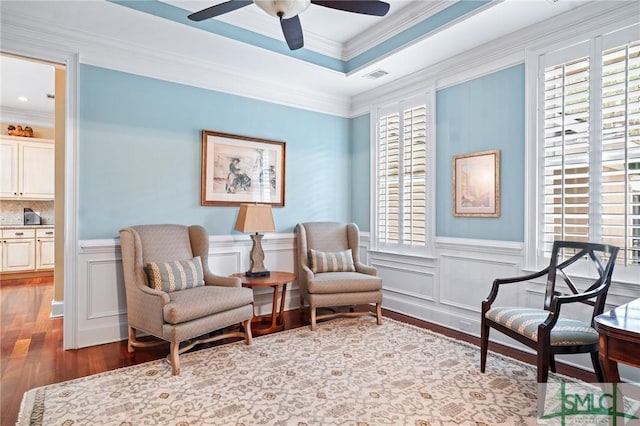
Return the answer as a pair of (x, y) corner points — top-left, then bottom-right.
(1, 228), (36, 272)
(36, 228), (55, 270)
(0, 136), (54, 200)
(0, 140), (19, 198)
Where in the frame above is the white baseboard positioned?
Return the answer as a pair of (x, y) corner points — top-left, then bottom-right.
(50, 299), (64, 318)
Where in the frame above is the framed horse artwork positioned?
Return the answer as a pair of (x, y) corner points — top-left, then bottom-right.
(201, 130), (286, 207)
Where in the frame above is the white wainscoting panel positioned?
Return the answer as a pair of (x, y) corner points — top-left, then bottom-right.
(77, 239), (127, 347)
(369, 251), (437, 322)
(439, 254), (520, 314)
(86, 259), (126, 320)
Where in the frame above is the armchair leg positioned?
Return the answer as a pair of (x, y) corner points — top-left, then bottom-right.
(537, 342), (550, 383)
(169, 341), (180, 376)
(243, 319), (253, 345)
(310, 307), (317, 331)
(480, 320), (489, 373)
(127, 326), (167, 352)
(128, 326), (136, 353)
(376, 303), (382, 325)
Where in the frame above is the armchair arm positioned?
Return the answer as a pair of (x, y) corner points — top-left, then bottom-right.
(204, 272), (242, 287)
(538, 283), (609, 333)
(136, 282), (171, 301)
(300, 263), (314, 281)
(355, 261), (376, 276)
(126, 282), (171, 336)
(551, 283), (608, 309)
(483, 267), (550, 307)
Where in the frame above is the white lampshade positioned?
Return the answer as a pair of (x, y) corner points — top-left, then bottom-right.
(254, 0), (311, 18)
(234, 204), (275, 234)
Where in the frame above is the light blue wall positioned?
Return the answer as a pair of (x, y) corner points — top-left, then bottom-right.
(350, 114), (371, 231)
(78, 65), (351, 239)
(435, 64), (525, 241)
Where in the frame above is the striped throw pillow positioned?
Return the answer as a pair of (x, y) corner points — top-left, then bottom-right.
(309, 249), (356, 273)
(145, 256), (205, 292)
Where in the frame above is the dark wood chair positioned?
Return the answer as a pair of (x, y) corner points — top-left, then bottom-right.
(480, 240), (619, 382)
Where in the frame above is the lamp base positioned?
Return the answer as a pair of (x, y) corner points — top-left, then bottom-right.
(245, 270), (270, 277)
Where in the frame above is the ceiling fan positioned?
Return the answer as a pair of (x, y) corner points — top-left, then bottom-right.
(188, 0), (391, 51)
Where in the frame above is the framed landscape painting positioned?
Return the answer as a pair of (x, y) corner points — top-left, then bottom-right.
(201, 130), (286, 206)
(453, 149), (500, 217)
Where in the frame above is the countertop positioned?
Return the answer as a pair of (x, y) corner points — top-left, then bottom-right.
(0, 224), (54, 229)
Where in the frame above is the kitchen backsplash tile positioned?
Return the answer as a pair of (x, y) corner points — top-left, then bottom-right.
(0, 200), (54, 225)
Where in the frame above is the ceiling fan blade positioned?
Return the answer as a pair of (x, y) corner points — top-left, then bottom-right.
(310, 0), (390, 16)
(188, 0), (253, 21)
(280, 15), (304, 50)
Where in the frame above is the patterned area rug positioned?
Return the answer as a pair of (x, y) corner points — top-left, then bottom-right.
(18, 317), (560, 425)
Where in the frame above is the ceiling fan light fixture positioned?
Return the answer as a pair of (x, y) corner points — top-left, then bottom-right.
(254, 0), (311, 19)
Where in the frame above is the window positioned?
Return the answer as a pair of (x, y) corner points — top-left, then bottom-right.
(374, 96), (430, 254)
(539, 25), (640, 266)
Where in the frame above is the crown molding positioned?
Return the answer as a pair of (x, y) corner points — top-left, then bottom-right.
(1, 11), (352, 118)
(350, 1), (639, 116)
(343, 1), (456, 60)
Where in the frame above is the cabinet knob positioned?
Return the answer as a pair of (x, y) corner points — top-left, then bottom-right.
(45, 231), (53, 235)
(14, 232), (24, 236)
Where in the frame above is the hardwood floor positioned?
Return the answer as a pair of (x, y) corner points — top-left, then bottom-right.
(0, 278), (595, 426)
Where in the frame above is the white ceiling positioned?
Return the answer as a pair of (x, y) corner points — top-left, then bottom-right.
(0, 55), (55, 117)
(0, 0), (592, 119)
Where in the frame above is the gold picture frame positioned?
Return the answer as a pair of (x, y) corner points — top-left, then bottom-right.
(453, 149), (500, 217)
(201, 130), (286, 206)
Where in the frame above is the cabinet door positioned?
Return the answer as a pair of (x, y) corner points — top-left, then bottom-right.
(36, 238), (55, 270)
(3, 239), (36, 272)
(0, 141), (19, 198)
(20, 142), (54, 199)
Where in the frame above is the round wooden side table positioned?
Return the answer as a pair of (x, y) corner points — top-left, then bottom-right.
(232, 271), (296, 336)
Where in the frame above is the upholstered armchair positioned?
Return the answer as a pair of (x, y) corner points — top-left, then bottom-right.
(295, 222), (383, 331)
(119, 224), (254, 375)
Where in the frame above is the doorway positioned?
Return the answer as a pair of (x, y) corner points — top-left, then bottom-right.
(0, 52), (65, 322)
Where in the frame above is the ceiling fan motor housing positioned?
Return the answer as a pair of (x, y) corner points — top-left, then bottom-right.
(254, 0), (311, 18)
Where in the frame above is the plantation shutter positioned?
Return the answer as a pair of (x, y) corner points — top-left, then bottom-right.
(542, 55), (591, 256)
(377, 99), (427, 250)
(601, 40), (640, 265)
(378, 112), (400, 244)
(402, 106), (427, 246)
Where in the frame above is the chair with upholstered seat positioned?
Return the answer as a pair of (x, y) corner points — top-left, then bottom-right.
(295, 221), (383, 331)
(119, 224), (254, 375)
(480, 240), (619, 383)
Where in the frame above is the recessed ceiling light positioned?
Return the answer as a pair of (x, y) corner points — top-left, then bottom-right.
(18, 96), (28, 102)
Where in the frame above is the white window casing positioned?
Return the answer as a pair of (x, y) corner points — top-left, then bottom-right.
(372, 91), (434, 256)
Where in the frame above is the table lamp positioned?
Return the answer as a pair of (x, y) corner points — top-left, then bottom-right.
(234, 204), (275, 277)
